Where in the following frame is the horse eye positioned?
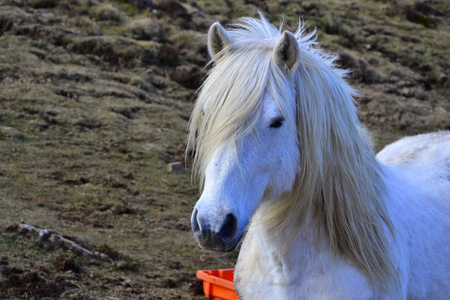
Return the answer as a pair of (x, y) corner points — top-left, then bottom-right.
(270, 119), (283, 128)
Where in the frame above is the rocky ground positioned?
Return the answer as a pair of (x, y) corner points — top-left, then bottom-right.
(0, 0), (448, 299)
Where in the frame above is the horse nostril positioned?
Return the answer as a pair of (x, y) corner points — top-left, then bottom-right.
(219, 213), (238, 242)
(191, 208), (200, 234)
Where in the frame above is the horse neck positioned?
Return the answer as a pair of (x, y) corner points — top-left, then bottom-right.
(256, 204), (324, 249)
(248, 205), (330, 281)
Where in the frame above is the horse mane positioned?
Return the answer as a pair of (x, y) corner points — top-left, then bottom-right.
(187, 15), (397, 293)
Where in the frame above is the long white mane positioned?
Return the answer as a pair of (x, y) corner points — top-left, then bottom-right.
(187, 16), (396, 292)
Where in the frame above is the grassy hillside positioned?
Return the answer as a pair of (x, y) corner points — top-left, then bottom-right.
(0, 0), (448, 298)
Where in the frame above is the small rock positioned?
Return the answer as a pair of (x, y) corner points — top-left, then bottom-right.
(39, 229), (50, 242)
(167, 162), (185, 174)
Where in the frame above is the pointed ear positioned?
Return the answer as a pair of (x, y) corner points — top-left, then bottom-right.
(208, 22), (233, 59)
(273, 31), (299, 74)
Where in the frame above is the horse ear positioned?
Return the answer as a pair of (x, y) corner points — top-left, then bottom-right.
(208, 22), (233, 59)
(273, 31), (299, 74)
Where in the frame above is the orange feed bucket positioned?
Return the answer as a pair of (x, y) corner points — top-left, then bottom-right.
(196, 269), (239, 300)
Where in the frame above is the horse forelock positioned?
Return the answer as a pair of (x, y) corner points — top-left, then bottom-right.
(187, 51), (268, 187)
(187, 15), (398, 295)
(187, 16), (299, 187)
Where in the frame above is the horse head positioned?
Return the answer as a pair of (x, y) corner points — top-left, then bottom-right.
(189, 21), (301, 252)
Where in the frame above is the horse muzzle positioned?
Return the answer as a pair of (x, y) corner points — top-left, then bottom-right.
(191, 208), (242, 252)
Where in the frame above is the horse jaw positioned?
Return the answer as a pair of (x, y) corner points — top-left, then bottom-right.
(191, 92), (300, 252)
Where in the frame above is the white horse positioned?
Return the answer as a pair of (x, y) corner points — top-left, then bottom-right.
(187, 15), (450, 300)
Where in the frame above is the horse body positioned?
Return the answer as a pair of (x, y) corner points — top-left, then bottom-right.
(377, 133), (450, 299)
(235, 132), (450, 299)
(188, 15), (450, 299)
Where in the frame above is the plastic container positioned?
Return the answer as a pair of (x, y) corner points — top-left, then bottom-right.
(196, 269), (239, 300)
